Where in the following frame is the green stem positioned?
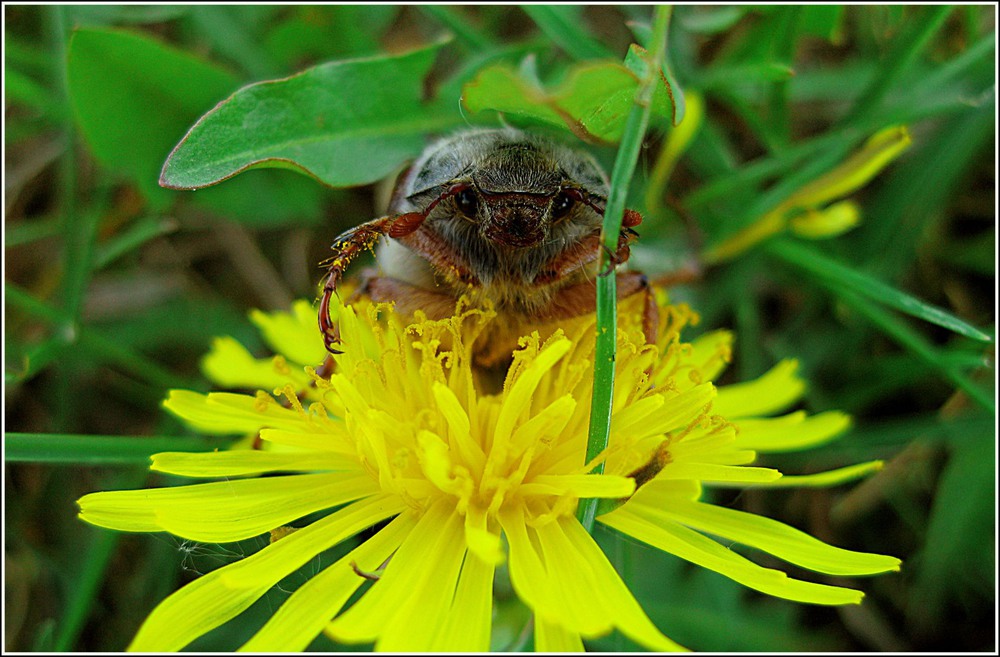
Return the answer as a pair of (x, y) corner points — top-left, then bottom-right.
(5, 433), (230, 464)
(577, 5), (672, 533)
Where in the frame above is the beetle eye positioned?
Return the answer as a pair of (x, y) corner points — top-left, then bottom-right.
(454, 188), (478, 218)
(552, 191), (575, 220)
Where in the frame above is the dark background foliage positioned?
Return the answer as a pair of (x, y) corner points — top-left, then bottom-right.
(4, 4), (995, 652)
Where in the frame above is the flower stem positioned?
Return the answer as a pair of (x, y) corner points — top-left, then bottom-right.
(578, 5), (672, 533)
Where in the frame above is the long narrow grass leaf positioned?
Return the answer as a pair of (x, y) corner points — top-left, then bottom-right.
(6, 283), (194, 389)
(769, 239), (992, 343)
(419, 5), (495, 51)
(579, 5), (672, 533)
(93, 216), (178, 270)
(5, 433), (231, 464)
(835, 291), (994, 412)
(522, 5), (615, 61)
(845, 6), (954, 123)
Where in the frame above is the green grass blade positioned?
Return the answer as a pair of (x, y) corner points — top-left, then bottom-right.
(845, 6), (953, 123)
(768, 239), (992, 343)
(419, 5), (496, 51)
(6, 284), (194, 390)
(522, 5), (615, 61)
(5, 433), (230, 464)
(835, 291), (994, 412)
(50, 468), (150, 650)
(6, 338), (66, 385)
(579, 5), (671, 533)
(4, 216), (63, 247)
(93, 216), (178, 270)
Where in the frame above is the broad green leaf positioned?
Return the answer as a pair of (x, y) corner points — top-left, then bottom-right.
(462, 55), (677, 143)
(624, 43), (684, 127)
(160, 39), (453, 190)
(67, 28), (240, 208)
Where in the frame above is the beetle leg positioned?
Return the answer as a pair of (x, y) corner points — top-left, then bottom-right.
(535, 224), (637, 285)
(318, 213), (424, 354)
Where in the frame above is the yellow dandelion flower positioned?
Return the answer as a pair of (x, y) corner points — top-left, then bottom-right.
(77, 293), (900, 652)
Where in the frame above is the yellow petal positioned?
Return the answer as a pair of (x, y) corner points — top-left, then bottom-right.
(535, 617), (584, 652)
(151, 450), (360, 477)
(250, 300), (327, 367)
(510, 394), (577, 454)
(128, 494), (403, 651)
(635, 383), (715, 438)
(733, 411), (851, 452)
(751, 460), (885, 488)
(658, 463), (782, 485)
(781, 125), (911, 210)
(201, 336), (309, 391)
(682, 329), (733, 386)
(239, 512), (417, 652)
(163, 390), (313, 435)
(531, 517), (613, 637)
(258, 428), (351, 452)
(433, 382), (485, 473)
(498, 505), (557, 624)
(79, 472), (378, 543)
(493, 338), (571, 456)
(602, 508), (866, 605)
(500, 506), (684, 651)
(522, 474), (635, 499)
(789, 200), (861, 239)
(328, 501), (471, 649)
(610, 395), (665, 439)
(559, 517), (686, 651)
(434, 542), (497, 651)
(465, 505), (505, 565)
(650, 497), (900, 575)
(703, 212), (786, 263)
(713, 360), (804, 418)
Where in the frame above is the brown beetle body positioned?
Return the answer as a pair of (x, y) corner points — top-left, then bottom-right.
(318, 128), (652, 366)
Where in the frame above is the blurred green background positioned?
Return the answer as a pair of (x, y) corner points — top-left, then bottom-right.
(4, 4), (995, 652)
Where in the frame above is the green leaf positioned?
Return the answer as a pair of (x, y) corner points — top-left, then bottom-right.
(5, 433), (230, 464)
(266, 6), (399, 65)
(93, 216), (178, 270)
(521, 5), (614, 61)
(624, 43), (684, 126)
(160, 39), (453, 190)
(799, 5), (844, 40)
(419, 5), (495, 52)
(189, 168), (328, 227)
(768, 239), (992, 344)
(462, 54), (677, 144)
(911, 432), (995, 623)
(676, 6), (748, 35)
(65, 5), (190, 25)
(67, 28), (240, 208)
